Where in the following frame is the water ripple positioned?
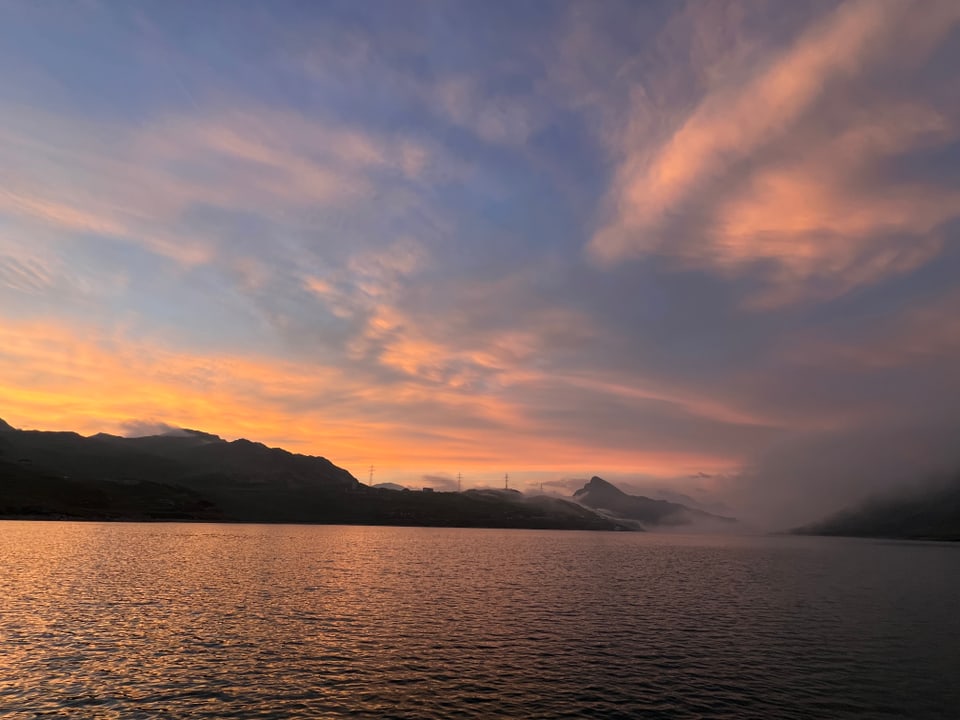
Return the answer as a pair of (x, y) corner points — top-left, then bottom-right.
(1, 523), (958, 718)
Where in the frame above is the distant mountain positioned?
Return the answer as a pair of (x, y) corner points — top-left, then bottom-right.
(0, 419), (358, 522)
(0, 423), (357, 490)
(573, 476), (736, 528)
(373, 482), (409, 491)
(0, 418), (627, 530)
(794, 477), (960, 541)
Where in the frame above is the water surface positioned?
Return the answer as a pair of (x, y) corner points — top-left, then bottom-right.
(1, 522), (958, 718)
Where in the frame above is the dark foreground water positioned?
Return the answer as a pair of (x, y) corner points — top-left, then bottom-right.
(1, 523), (958, 719)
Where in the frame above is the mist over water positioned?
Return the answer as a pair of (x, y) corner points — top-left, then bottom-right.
(2, 522), (959, 719)
(725, 415), (960, 529)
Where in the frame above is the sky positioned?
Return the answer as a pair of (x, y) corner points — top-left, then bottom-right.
(1, 0), (959, 525)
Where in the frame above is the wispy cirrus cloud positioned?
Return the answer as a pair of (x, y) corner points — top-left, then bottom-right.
(0, 103), (448, 268)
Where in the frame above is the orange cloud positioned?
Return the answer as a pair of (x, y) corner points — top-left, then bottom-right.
(0, 104), (441, 268)
(0, 317), (751, 481)
(0, 189), (127, 239)
(591, 0), (903, 260)
(716, 104), (955, 263)
(589, 0), (960, 304)
(0, 319), (368, 454)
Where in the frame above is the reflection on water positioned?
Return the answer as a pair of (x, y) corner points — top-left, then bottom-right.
(1, 522), (958, 718)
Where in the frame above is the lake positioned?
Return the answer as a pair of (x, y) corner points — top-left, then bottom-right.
(1, 522), (958, 718)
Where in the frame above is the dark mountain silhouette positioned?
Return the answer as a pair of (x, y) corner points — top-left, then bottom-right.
(0, 419), (626, 530)
(794, 476), (960, 541)
(3, 425), (357, 490)
(373, 482), (409, 491)
(573, 476), (736, 528)
(0, 457), (222, 521)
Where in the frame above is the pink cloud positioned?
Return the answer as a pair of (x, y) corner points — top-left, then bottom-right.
(588, 0), (960, 305)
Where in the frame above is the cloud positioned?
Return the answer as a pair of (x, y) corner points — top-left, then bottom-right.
(701, 279), (960, 527)
(0, 310), (768, 483)
(776, 286), (960, 374)
(120, 420), (190, 437)
(2, 1), (958, 528)
(433, 76), (541, 146)
(0, 115), (217, 265)
(0, 244), (128, 308)
(296, 6), (551, 149)
(714, 104), (959, 307)
(588, 0), (960, 305)
(0, 104), (446, 270)
(0, 254), (61, 296)
(727, 412), (960, 529)
(0, 318), (371, 456)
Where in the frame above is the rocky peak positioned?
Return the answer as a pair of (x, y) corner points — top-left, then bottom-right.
(573, 476), (624, 498)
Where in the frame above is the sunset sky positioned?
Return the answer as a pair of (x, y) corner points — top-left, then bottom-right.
(2, 1), (959, 522)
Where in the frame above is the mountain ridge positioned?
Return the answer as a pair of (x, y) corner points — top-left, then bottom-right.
(574, 476), (737, 528)
(0, 418), (627, 531)
(793, 476), (960, 541)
